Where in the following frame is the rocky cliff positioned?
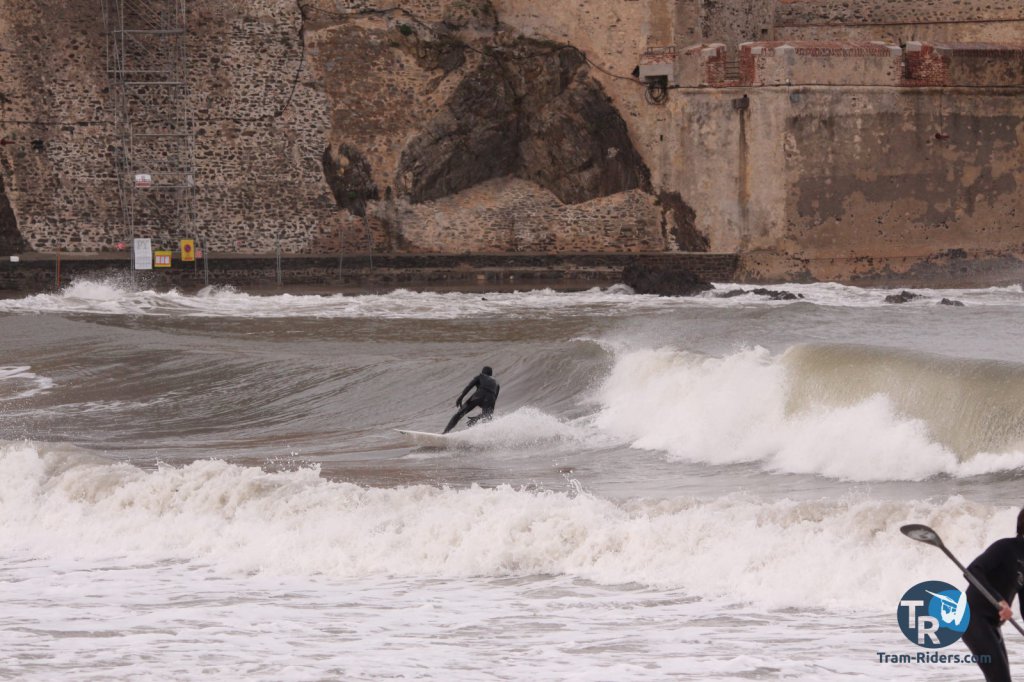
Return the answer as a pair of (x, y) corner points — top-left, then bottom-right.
(0, 0), (1021, 284)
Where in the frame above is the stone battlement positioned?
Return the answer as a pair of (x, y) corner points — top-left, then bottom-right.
(904, 42), (1024, 86)
(678, 40), (1024, 88)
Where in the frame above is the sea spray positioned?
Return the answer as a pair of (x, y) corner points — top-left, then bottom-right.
(594, 345), (1024, 480)
(0, 440), (1015, 611)
(448, 407), (593, 450)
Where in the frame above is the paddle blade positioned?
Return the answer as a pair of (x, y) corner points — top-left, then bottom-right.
(901, 523), (944, 548)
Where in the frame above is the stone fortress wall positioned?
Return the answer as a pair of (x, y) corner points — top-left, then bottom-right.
(696, 0), (1024, 46)
(0, 0), (343, 254)
(0, 0), (1021, 283)
(650, 0), (1024, 281)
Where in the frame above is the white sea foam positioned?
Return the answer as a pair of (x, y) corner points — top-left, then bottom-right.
(0, 365), (54, 400)
(445, 407), (594, 450)
(1, 560), (971, 681)
(708, 281), (1024, 308)
(0, 440), (1014, 614)
(592, 346), (1024, 480)
(0, 279), (656, 319)
(2, 277), (1024, 319)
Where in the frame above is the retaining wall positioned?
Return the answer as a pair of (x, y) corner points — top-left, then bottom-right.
(0, 252), (741, 293)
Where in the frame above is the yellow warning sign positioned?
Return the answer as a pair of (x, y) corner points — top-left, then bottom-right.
(154, 251), (172, 268)
(180, 239), (195, 262)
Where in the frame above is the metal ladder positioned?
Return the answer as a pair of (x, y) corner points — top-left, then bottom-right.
(102, 0), (198, 277)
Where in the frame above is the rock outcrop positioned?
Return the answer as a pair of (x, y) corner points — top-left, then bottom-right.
(397, 38), (651, 206)
(884, 290), (922, 304)
(622, 262), (713, 296)
(715, 287), (802, 300)
(0, 176), (25, 256)
(323, 144), (379, 218)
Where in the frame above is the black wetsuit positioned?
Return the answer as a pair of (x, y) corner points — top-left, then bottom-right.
(443, 373), (500, 434)
(962, 536), (1024, 682)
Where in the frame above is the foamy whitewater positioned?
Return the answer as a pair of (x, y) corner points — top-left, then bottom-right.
(2, 279), (1023, 680)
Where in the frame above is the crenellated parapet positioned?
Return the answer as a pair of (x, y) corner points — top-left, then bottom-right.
(745, 41), (902, 87)
(675, 40), (1024, 88)
(904, 42), (1024, 87)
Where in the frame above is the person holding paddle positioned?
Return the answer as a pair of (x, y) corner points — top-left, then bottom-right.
(960, 508), (1024, 682)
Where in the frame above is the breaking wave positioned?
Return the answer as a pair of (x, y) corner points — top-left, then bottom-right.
(0, 440), (1012, 611)
(593, 344), (1024, 480)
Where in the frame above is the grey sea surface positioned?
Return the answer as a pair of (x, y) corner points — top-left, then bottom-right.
(0, 279), (1022, 680)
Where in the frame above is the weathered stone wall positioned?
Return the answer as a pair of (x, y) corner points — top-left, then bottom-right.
(775, 0), (1024, 28)
(0, 0), (341, 254)
(0, 0), (686, 259)
(671, 85), (1024, 281)
(701, 0), (775, 47)
(0, 0), (1022, 285)
(773, 0), (1024, 44)
(687, 0), (1024, 49)
(186, 1), (338, 253)
(0, 1), (120, 252)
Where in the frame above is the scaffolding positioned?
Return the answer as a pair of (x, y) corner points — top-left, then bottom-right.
(102, 0), (197, 272)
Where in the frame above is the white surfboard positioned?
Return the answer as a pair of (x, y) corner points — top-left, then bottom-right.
(395, 429), (452, 448)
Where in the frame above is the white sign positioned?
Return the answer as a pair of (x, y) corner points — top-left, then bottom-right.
(133, 238), (153, 270)
(134, 173), (152, 188)
(9, 256), (18, 263)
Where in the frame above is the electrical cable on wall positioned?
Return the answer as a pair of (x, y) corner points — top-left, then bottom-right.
(644, 79), (670, 105)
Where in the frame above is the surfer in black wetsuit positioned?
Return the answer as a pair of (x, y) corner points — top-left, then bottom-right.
(442, 366), (499, 434)
(961, 507), (1024, 682)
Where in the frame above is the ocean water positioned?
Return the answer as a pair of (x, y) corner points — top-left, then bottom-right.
(1, 279), (1023, 680)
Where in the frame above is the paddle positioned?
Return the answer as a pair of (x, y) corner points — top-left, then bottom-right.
(900, 523), (1024, 637)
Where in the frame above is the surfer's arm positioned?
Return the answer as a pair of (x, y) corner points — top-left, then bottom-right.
(456, 377), (478, 406)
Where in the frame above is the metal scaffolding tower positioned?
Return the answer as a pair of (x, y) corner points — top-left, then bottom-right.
(103, 0), (197, 266)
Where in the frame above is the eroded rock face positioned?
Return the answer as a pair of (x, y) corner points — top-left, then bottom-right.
(398, 38), (651, 206)
(658, 191), (707, 252)
(441, 0), (498, 32)
(323, 144), (379, 218)
(0, 176), (25, 256)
